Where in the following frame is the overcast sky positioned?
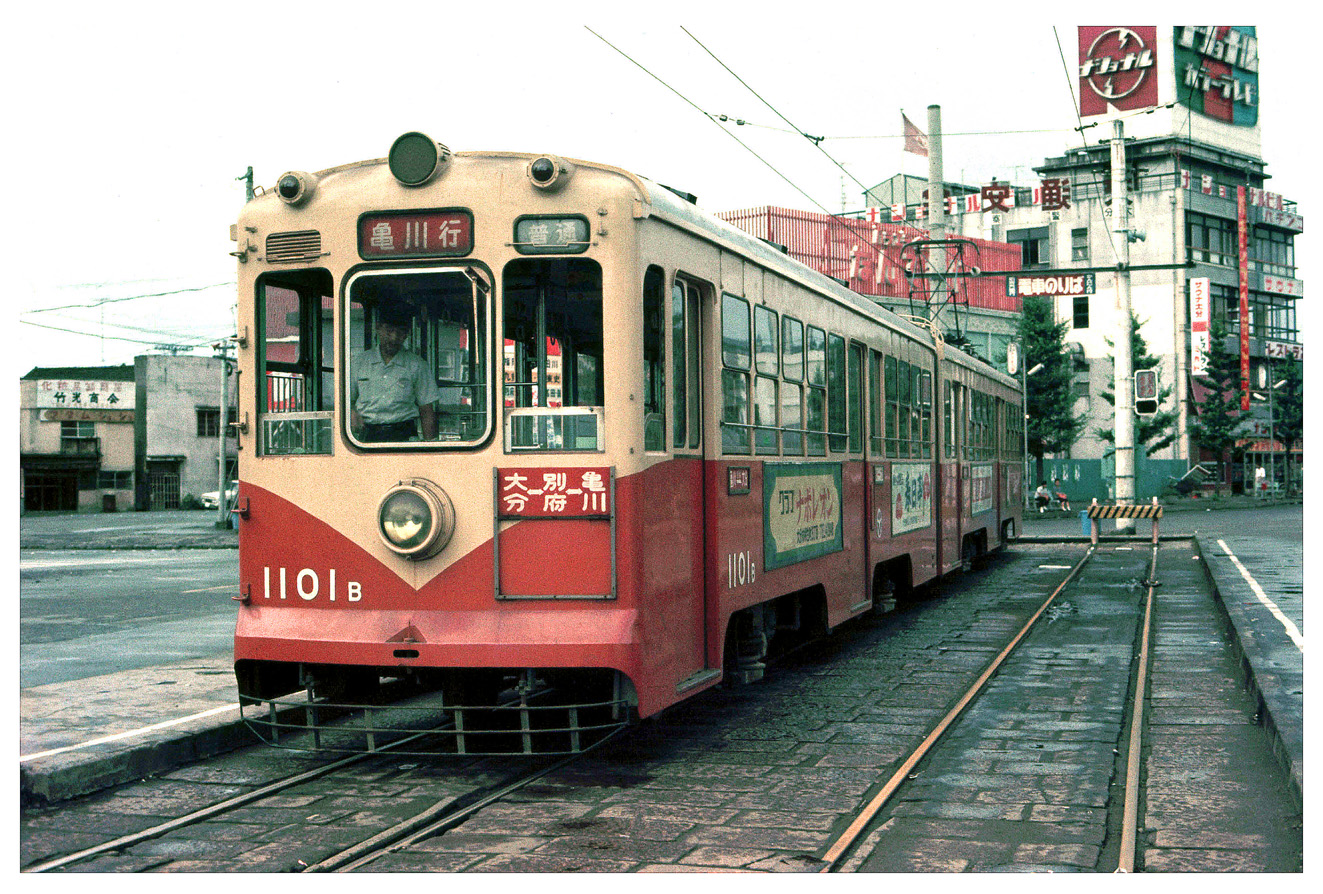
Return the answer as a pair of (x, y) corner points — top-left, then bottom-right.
(8, 5), (1309, 377)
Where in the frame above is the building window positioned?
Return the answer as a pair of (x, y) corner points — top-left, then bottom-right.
(197, 407), (221, 437)
(1073, 295), (1090, 329)
(60, 421), (95, 440)
(97, 471), (134, 489)
(1008, 226), (1049, 269)
(1071, 227), (1089, 261)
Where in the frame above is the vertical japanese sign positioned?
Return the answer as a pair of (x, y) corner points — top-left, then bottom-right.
(1190, 277), (1211, 376)
(1238, 187), (1251, 410)
(763, 463), (843, 571)
(498, 467), (611, 518)
(891, 463), (933, 536)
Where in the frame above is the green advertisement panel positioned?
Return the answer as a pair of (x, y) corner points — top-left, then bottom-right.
(763, 463), (843, 571)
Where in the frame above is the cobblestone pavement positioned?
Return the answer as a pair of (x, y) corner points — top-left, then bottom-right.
(20, 524), (1302, 873)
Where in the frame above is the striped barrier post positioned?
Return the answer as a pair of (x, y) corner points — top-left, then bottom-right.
(1086, 497), (1163, 545)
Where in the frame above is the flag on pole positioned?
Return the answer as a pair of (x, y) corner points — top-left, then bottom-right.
(902, 112), (928, 157)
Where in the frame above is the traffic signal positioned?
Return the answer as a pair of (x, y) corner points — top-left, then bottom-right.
(1135, 368), (1159, 415)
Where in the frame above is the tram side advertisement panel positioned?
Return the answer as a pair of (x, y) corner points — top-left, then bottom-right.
(891, 462), (934, 536)
(763, 463), (843, 572)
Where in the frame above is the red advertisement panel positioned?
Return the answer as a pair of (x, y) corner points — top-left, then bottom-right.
(1078, 26), (1160, 117)
(1238, 187), (1251, 410)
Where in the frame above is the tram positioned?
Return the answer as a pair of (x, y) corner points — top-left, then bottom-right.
(230, 132), (1023, 752)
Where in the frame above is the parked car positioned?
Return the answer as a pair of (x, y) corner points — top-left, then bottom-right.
(200, 486), (237, 510)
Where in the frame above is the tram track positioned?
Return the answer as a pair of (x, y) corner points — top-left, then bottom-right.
(23, 711), (620, 874)
(818, 538), (1297, 873)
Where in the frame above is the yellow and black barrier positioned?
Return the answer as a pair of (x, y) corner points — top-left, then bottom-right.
(1085, 498), (1163, 544)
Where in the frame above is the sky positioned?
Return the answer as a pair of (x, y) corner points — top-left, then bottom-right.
(6, 4), (1310, 378)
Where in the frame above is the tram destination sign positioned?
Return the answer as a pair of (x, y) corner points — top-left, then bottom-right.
(359, 210), (473, 259)
(498, 467), (611, 518)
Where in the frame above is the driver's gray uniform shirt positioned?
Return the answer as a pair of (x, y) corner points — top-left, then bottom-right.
(352, 347), (440, 423)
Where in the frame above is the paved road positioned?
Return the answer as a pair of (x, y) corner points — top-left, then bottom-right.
(19, 549), (239, 688)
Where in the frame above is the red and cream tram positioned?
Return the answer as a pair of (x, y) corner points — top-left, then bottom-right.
(230, 133), (1023, 751)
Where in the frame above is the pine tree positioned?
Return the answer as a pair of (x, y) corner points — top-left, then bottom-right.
(1096, 312), (1177, 456)
(1018, 295), (1085, 483)
(1272, 355), (1303, 496)
(1189, 316), (1248, 495)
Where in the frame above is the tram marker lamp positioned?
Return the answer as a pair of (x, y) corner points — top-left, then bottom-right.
(527, 155), (575, 191)
(388, 132), (451, 187)
(1135, 368), (1159, 416)
(276, 171), (317, 206)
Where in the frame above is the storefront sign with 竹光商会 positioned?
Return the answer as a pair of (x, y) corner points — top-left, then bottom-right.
(35, 378), (135, 410)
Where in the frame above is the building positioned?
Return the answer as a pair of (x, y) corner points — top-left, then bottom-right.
(135, 354), (237, 509)
(19, 366), (137, 512)
(724, 27), (1301, 500)
(18, 355), (237, 512)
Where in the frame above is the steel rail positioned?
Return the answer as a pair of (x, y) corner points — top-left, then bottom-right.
(311, 727), (625, 873)
(819, 544), (1097, 871)
(1116, 541), (1160, 872)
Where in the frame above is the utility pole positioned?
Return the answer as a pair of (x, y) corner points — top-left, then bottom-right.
(216, 344), (234, 529)
(926, 105), (947, 311)
(1111, 118), (1136, 531)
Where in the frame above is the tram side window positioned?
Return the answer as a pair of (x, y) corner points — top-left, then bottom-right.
(806, 326), (827, 456)
(258, 269), (334, 456)
(868, 349), (884, 455)
(944, 381), (957, 460)
(672, 279), (701, 450)
(827, 333), (847, 452)
(917, 367), (932, 459)
(643, 267), (665, 452)
(781, 316), (804, 455)
(721, 293), (751, 454)
(753, 305), (779, 455)
(503, 259), (602, 451)
(848, 342), (864, 455)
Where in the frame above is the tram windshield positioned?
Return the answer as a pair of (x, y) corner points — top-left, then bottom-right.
(345, 268), (491, 448)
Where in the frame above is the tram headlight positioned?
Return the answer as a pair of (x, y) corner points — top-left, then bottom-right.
(388, 132), (452, 187)
(377, 479), (455, 560)
(275, 171), (317, 206)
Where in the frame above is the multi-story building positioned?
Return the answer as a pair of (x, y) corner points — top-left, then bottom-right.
(19, 366), (137, 512)
(735, 27), (1301, 500)
(19, 355), (237, 512)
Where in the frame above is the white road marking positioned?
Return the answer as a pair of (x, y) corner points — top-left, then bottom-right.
(19, 704), (242, 763)
(1217, 539), (1304, 653)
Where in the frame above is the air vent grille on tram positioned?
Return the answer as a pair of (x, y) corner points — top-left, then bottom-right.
(265, 230), (322, 263)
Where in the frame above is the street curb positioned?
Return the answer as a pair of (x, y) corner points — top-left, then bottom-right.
(1190, 533), (1304, 812)
(20, 718), (259, 807)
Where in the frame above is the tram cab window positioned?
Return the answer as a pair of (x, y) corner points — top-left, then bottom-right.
(643, 267), (666, 452)
(257, 269), (334, 456)
(502, 258), (604, 452)
(344, 268), (491, 449)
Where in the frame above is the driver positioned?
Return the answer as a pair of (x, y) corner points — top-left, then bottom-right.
(350, 303), (439, 442)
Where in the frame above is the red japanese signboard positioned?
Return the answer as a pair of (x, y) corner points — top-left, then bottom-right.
(498, 467), (611, 518)
(1078, 26), (1159, 117)
(359, 210), (473, 259)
